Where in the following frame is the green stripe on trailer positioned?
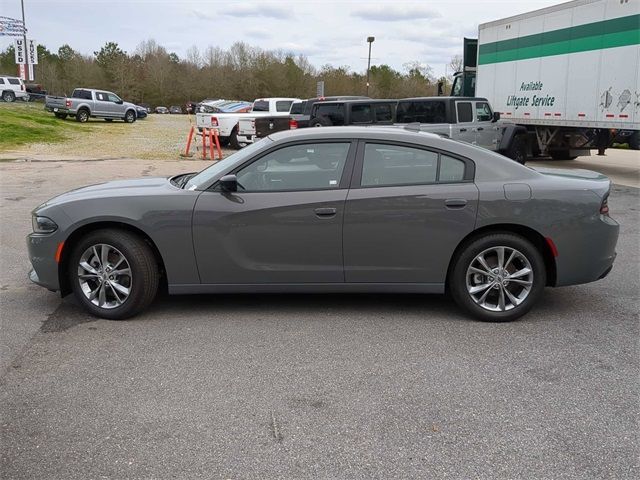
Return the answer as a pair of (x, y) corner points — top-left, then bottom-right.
(478, 14), (640, 65)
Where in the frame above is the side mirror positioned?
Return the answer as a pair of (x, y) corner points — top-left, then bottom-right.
(219, 174), (238, 192)
(492, 111), (500, 122)
(116, 100), (123, 105)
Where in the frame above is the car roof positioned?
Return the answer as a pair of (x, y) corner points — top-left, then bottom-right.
(314, 99), (397, 105)
(399, 96), (489, 102)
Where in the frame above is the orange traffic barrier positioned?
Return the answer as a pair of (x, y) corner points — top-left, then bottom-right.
(202, 128), (207, 160)
(180, 126), (195, 158)
(208, 128), (214, 160)
(213, 128), (222, 160)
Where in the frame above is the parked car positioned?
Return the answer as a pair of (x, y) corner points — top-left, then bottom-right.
(198, 100), (252, 114)
(197, 97), (299, 149)
(169, 105), (183, 114)
(0, 75), (29, 102)
(25, 83), (46, 101)
(308, 99), (397, 127)
(155, 106), (169, 114)
(135, 105), (148, 119)
(44, 88), (137, 123)
(292, 96), (369, 128)
(27, 126), (618, 322)
(138, 103), (152, 113)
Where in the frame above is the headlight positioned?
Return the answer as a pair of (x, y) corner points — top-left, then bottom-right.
(32, 215), (58, 234)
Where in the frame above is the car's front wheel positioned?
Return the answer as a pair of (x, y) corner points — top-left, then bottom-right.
(69, 229), (159, 319)
(449, 233), (546, 322)
(124, 110), (136, 123)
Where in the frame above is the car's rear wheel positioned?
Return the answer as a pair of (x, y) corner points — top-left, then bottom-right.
(2, 91), (16, 102)
(124, 110), (136, 123)
(69, 229), (159, 319)
(76, 109), (89, 123)
(507, 135), (527, 164)
(449, 233), (546, 322)
(229, 128), (246, 149)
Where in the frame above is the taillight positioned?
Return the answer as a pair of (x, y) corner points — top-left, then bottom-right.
(600, 194), (609, 215)
(210, 116), (218, 127)
(289, 119), (298, 129)
(65, 99), (71, 107)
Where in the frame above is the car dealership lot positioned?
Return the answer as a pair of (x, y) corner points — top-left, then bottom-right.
(1, 152), (638, 478)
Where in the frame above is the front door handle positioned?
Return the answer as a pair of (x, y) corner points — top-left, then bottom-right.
(314, 207), (337, 217)
(445, 198), (467, 209)
(477, 127), (484, 131)
(459, 128), (467, 132)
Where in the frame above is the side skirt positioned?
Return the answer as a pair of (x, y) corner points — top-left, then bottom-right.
(168, 283), (446, 295)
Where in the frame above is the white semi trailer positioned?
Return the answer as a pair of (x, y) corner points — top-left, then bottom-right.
(452, 0), (639, 157)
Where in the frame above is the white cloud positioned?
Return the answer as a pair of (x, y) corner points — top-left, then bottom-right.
(351, 4), (440, 22)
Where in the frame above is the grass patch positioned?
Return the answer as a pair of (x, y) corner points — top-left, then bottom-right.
(0, 102), (90, 150)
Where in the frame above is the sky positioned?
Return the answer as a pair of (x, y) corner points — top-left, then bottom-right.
(0, 0), (560, 77)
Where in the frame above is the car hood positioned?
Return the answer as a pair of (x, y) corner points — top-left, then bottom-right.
(37, 177), (173, 209)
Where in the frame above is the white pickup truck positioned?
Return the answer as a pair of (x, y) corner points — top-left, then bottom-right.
(196, 97), (299, 148)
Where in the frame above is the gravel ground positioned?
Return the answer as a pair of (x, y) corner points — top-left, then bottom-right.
(0, 114), (231, 161)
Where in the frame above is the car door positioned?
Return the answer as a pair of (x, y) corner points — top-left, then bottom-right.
(93, 91), (111, 116)
(343, 141), (478, 284)
(474, 101), (500, 150)
(192, 141), (356, 284)
(454, 101), (477, 144)
(106, 92), (124, 117)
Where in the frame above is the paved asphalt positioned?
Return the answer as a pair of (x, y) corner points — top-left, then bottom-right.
(0, 156), (638, 479)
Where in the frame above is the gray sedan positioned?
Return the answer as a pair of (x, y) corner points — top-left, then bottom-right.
(27, 127), (619, 322)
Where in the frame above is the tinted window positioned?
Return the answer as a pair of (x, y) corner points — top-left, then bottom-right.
(361, 144), (438, 187)
(72, 89), (92, 100)
(457, 102), (473, 122)
(276, 100), (293, 112)
(374, 103), (393, 122)
(351, 104), (373, 123)
(7, 78), (20, 85)
(252, 101), (269, 112)
(396, 100), (447, 123)
(315, 104), (344, 126)
(476, 102), (492, 122)
(289, 101), (305, 114)
(0, 78), (4, 84)
(439, 155), (466, 183)
(236, 143), (350, 191)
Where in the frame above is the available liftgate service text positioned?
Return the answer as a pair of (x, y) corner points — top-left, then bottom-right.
(506, 81), (556, 109)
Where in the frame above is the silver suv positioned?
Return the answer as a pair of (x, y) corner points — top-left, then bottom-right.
(0, 76), (29, 102)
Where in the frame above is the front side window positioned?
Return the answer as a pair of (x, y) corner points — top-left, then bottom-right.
(361, 143), (468, 187)
(396, 100), (447, 124)
(235, 143), (351, 191)
(351, 104), (373, 124)
(315, 104), (344, 125)
(374, 104), (393, 122)
(276, 100), (293, 112)
(476, 102), (493, 122)
(107, 93), (121, 103)
(456, 102), (473, 123)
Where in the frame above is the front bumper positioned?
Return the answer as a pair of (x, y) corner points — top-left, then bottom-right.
(26, 233), (62, 292)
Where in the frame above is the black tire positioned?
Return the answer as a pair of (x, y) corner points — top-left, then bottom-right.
(506, 135), (527, 164)
(68, 229), (160, 320)
(124, 110), (136, 123)
(54, 112), (68, 120)
(449, 232), (546, 322)
(628, 131), (639, 150)
(309, 116), (332, 127)
(218, 136), (230, 147)
(104, 118), (113, 122)
(76, 109), (89, 123)
(229, 128), (241, 149)
(2, 91), (16, 102)
(550, 150), (577, 160)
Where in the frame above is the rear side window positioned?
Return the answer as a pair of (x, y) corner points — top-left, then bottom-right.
(396, 100), (447, 123)
(0, 78), (4, 84)
(72, 89), (92, 100)
(253, 101), (269, 112)
(315, 104), (345, 126)
(456, 102), (473, 123)
(289, 101), (305, 114)
(351, 104), (373, 123)
(95, 92), (109, 101)
(374, 104), (393, 122)
(8, 78), (20, 85)
(276, 100), (293, 112)
(361, 143), (468, 187)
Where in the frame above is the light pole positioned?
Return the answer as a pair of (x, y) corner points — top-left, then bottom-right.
(366, 36), (375, 95)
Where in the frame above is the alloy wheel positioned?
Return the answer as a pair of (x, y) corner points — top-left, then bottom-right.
(465, 246), (533, 312)
(77, 243), (132, 309)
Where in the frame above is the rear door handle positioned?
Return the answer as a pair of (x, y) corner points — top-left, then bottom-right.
(459, 128), (467, 132)
(314, 207), (337, 217)
(477, 127), (484, 131)
(445, 198), (467, 209)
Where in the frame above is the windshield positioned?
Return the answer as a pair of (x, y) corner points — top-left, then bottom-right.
(184, 138), (271, 190)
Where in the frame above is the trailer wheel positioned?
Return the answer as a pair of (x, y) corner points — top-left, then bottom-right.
(507, 135), (527, 164)
(550, 151), (577, 160)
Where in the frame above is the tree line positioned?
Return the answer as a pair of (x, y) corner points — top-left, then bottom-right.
(0, 40), (460, 106)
